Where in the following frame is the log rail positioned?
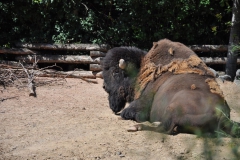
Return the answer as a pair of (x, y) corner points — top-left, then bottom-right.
(1, 43), (239, 79)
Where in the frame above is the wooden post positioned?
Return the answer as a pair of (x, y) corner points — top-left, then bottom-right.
(90, 64), (102, 71)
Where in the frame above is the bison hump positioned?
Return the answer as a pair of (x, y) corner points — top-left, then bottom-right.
(134, 39), (218, 99)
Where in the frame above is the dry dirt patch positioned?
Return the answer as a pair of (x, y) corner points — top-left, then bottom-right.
(0, 78), (240, 160)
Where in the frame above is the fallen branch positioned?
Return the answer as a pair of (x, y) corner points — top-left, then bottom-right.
(82, 78), (98, 84)
(0, 96), (18, 102)
(0, 63), (97, 92)
(19, 61), (36, 96)
(0, 69), (16, 87)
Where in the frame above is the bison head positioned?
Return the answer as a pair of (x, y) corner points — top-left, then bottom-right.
(102, 47), (146, 114)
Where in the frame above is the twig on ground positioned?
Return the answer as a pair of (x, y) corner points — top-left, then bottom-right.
(19, 61), (36, 96)
(1, 56), (98, 92)
(0, 96), (18, 102)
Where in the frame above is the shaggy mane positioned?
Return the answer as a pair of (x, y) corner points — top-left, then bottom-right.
(134, 39), (223, 99)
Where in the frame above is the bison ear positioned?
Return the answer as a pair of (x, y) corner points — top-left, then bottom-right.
(119, 59), (127, 69)
(153, 42), (158, 49)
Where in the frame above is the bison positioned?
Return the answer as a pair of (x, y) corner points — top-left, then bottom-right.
(102, 39), (240, 136)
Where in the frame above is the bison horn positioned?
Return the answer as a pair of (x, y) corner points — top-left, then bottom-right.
(119, 59), (127, 69)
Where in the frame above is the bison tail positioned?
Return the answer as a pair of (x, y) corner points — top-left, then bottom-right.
(217, 108), (240, 138)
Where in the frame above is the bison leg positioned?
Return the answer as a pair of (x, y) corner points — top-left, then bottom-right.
(126, 121), (178, 134)
(127, 122), (162, 132)
(120, 102), (137, 121)
(121, 92), (154, 122)
(127, 123), (144, 132)
(162, 120), (179, 135)
(152, 121), (161, 127)
(120, 99), (151, 122)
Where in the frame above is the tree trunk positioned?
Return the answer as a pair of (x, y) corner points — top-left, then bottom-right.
(226, 0), (240, 81)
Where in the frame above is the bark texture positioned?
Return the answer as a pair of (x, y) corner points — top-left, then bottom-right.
(226, 0), (240, 80)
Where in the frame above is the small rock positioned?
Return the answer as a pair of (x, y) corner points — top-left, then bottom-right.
(116, 151), (125, 158)
(116, 151), (122, 155)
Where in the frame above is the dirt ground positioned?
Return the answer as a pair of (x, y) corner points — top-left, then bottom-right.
(1, 77), (240, 160)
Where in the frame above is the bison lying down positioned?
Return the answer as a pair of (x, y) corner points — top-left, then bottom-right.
(102, 39), (240, 136)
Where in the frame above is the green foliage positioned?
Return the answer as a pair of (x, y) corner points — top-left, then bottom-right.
(0, 0), (232, 49)
(232, 44), (240, 54)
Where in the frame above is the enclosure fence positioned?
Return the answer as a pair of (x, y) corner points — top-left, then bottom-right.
(0, 43), (240, 80)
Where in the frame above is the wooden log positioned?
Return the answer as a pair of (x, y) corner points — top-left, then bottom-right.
(14, 43), (110, 52)
(201, 57), (240, 64)
(15, 55), (95, 64)
(0, 48), (38, 54)
(92, 57), (240, 72)
(92, 57), (103, 64)
(82, 78), (98, 84)
(3, 69), (96, 79)
(90, 51), (106, 57)
(189, 45), (228, 52)
(38, 70), (95, 79)
(94, 71), (103, 78)
(90, 64), (102, 71)
(0, 60), (35, 69)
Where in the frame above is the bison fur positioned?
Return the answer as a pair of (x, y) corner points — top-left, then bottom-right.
(102, 46), (147, 113)
(102, 39), (240, 137)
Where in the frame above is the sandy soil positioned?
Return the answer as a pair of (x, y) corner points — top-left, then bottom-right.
(0, 78), (240, 160)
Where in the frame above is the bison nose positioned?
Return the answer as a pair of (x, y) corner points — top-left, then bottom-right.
(103, 82), (106, 89)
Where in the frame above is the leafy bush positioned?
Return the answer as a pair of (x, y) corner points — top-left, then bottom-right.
(0, 0), (232, 49)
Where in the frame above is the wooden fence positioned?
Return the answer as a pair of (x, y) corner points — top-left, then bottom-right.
(0, 43), (240, 79)
(0, 43), (110, 79)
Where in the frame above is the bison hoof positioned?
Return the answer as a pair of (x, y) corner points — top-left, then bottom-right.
(151, 122), (161, 127)
(127, 124), (143, 132)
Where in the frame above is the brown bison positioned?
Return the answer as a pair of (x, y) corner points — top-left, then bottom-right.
(102, 39), (240, 136)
